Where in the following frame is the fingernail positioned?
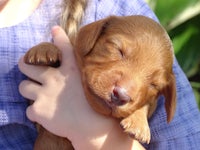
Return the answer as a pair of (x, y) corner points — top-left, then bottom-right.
(51, 26), (61, 37)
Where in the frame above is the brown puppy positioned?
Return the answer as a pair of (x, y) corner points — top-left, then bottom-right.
(24, 15), (176, 148)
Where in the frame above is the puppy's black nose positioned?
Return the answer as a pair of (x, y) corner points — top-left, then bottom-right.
(111, 86), (130, 106)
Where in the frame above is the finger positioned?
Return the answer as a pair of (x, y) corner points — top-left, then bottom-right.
(18, 57), (52, 83)
(19, 80), (41, 100)
(51, 26), (75, 66)
(51, 26), (71, 50)
(26, 105), (37, 122)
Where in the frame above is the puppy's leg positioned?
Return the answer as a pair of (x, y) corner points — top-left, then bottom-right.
(34, 125), (74, 150)
(120, 104), (151, 144)
(24, 42), (61, 67)
(24, 43), (74, 149)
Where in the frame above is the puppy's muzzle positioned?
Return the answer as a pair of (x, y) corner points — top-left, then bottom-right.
(111, 86), (130, 106)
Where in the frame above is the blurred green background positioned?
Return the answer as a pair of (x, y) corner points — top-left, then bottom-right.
(146, 0), (200, 109)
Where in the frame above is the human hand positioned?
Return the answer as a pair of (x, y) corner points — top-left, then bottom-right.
(18, 26), (145, 150)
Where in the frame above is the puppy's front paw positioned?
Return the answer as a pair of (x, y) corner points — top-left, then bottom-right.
(24, 42), (61, 67)
(120, 116), (150, 144)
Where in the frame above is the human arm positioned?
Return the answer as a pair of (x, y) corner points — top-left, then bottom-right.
(18, 26), (145, 150)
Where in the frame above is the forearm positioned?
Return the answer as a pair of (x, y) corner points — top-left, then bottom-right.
(71, 119), (145, 150)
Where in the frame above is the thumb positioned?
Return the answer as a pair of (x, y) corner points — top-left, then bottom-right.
(51, 26), (75, 68)
(51, 26), (74, 65)
(51, 26), (72, 54)
(51, 26), (70, 49)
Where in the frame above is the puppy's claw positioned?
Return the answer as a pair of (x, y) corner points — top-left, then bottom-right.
(120, 117), (151, 144)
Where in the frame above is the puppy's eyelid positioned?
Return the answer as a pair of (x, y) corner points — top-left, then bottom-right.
(150, 83), (158, 90)
(118, 48), (125, 58)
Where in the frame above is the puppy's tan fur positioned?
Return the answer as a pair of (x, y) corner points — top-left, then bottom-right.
(24, 15), (176, 149)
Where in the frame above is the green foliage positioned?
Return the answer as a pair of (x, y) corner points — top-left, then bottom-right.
(146, 0), (200, 109)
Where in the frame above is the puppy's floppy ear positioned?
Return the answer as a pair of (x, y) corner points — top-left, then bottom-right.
(75, 17), (111, 56)
(162, 73), (176, 123)
(153, 70), (176, 123)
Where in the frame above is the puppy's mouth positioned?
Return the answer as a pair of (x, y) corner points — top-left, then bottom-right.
(86, 86), (113, 115)
(90, 91), (125, 112)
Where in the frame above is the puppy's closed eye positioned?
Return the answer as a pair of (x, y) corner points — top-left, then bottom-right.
(104, 43), (125, 60)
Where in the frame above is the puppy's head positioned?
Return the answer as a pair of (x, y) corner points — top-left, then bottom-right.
(75, 16), (176, 122)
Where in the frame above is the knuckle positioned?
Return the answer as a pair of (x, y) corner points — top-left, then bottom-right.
(43, 70), (66, 87)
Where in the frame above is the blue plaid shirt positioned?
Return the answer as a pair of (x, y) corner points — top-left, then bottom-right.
(0, 0), (199, 149)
